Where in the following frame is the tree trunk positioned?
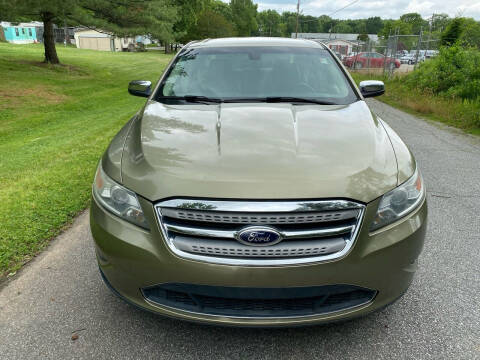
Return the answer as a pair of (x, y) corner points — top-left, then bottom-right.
(42, 12), (60, 64)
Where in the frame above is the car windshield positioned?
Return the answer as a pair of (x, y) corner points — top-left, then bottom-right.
(157, 46), (358, 105)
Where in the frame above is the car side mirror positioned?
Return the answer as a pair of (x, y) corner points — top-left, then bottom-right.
(359, 80), (385, 98)
(128, 80), (152, 98)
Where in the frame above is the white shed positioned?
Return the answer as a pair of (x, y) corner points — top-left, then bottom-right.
(74, 29), (136, 51)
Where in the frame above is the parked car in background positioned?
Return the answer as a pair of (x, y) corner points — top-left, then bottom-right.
(400, 53), (425, 65)
(400, 54), (413, 64)
(343, 52), (400, 70)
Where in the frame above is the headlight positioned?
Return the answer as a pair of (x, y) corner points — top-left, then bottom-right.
(370, 168), (425, 231)
(93, 165), (149, 229)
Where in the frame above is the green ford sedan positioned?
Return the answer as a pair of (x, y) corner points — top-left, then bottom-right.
(90, 37), (427, 326)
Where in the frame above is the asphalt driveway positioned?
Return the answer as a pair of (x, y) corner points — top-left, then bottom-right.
(1, 99), (479, 359)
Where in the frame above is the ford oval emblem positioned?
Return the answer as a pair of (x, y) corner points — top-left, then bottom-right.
(236, 227), (282, 247)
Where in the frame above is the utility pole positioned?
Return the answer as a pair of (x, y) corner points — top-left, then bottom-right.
(295, 0), (300, 38)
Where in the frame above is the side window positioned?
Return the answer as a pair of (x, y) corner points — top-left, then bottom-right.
(28, 28), (32, 37)
(15, 28), (19, 37)
(22, 28), (25, 34)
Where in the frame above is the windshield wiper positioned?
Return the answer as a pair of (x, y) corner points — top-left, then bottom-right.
(183, 95), (223, 103)
(159, 96), (337, 105)
(222, 97), (337, 105)
(265, 97), (337, 105)
(158, 95), (223, 104)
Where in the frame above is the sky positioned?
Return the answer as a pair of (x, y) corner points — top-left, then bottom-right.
(230, 0), (480, 20)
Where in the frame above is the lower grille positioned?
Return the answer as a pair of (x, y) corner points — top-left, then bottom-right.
(142, 283), (376, 318)
(155, 199), (365, 266)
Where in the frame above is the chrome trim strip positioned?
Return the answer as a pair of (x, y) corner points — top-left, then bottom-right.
(154, 199), (365, 266)
(281, 225), (354, 239)
(159, 199), (363, 212)
(142, 289), (377, 320)
(164, 223), (354, 240)
(164, 223), (234, 239)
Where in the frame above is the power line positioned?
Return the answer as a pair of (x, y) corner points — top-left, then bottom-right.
(328, 0), (359, 17)
(299, 0), (360, 23)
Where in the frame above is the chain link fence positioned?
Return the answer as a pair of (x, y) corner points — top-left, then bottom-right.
(344, 31), (440, 76)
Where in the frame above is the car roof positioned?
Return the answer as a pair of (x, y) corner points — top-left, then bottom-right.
(188, 37), (326, 49)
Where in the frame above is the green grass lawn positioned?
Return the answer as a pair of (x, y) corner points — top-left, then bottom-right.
(350, 72), (480, 136)
(0, 43), (173, 278)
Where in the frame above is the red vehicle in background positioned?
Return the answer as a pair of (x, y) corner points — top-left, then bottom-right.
(343, 52), (400, 70)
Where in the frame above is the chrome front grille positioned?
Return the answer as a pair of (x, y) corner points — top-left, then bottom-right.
(155, 199), (365, 266)
(161, 208), (360, 224)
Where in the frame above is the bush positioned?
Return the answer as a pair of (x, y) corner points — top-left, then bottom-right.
(351, 57), (480, 131)
(405, 45), (480, 100)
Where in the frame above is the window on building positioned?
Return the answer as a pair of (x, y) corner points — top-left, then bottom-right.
(22, 28), (25, 34)
(28, 28), (32, 37)
(15, 28), (19, 37)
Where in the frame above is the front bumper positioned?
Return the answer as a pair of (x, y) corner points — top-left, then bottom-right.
(90, 195), (427, 327)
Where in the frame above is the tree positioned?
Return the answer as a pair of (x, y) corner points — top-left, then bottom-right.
(399, 13), (427, 34)
(333, 22), (352, 33)
(431, 13), (450, 33)
(365, 17), (383, 34)
(317, 15), (334, 33)
(210, 0), (234, 22)
(172, 0), (209, 44)
(280, 12), (298, 37)
(378, 19), (412, 39)
(230, 0), (257, 36)
(357, 33), (369, 42)
(300, 15), (321, 33)
(193, 9), (235, 39)
(0, 0), (177, 64)
(0, 0), (77, 64)
(257, 10), (281, 37)
(441, 17), (464, 47)
(460, 18), (480, 49)
(351, 19), (367, 34)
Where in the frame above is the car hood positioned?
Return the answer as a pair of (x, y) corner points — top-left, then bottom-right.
(121, 100), (398, 203)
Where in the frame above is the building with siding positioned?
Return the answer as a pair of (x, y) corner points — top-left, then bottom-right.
(1, 22), (37, 44)
(292, 33), (379, 43)
(74, 29), (136, 51)
(321, 39), (361, 56)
